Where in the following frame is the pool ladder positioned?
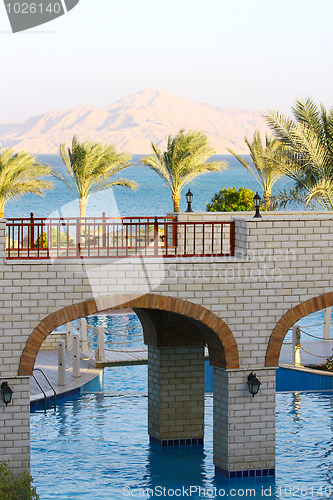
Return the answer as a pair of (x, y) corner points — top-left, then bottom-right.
(32, 368), (57, 410)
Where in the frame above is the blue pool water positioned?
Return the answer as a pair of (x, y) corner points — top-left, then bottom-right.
(30, 366), (333, 500)
(31, 311), (333, 499)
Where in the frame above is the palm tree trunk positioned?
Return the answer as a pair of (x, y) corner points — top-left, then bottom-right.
(79, 197), (88, 248)
(263, 191), (271, 211)
(172, 193), (180, 212)
(79, 198), (88, 218)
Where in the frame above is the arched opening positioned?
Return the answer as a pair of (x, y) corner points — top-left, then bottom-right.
(19, 293), (239, 376)
(23, 293), (240, 482)
(265, 291), (333, 367)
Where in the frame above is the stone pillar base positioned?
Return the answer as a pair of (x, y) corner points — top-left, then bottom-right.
(214, 367), (276, 476)
(148, 345), (205, 442)
(150, 436), (203, 447)
(215, 466), (275, 479)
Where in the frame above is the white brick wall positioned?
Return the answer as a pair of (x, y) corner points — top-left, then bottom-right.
(214, 367), (276, 472)
(1, 213), (333, 473)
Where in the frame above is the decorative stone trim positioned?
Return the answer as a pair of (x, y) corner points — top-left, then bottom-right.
(266, 291), (333, 367)
(18, 293), (239, 375)
(215, 466), (275, 478)
(150, 436), (204, 447)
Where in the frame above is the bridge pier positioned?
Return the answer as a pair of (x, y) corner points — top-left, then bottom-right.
(213, 367), (276, 478)
(148, 345), (205, 445)
(0, 376), (30, 472)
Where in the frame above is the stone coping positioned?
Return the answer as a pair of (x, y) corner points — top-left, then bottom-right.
(280, 363), (333, 377)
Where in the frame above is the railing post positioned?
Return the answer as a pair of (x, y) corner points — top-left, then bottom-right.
(230, 222), (235, 256)
(72, 334), (80, 377)
(102, 211), (107, 248)
(80, 318), (89, 354)
(154, 216), (159, 256)
(66, 322), (72, 350)
(96, 325), (105, 362)
(76, 217), (81, 257)
(324, 307), (331, 342)
(292, 324), (301, 366)
(58, 340), (66, 386)
(30, 212), (35, 249)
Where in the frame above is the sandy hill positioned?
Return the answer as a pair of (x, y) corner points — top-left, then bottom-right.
(0, 89), (269, 154)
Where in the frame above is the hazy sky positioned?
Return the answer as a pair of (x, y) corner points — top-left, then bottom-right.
(0, 0), (332, 121)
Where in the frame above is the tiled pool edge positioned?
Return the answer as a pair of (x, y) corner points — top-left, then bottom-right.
(277, 365), (333, 391)
(30, 371), (103, 410)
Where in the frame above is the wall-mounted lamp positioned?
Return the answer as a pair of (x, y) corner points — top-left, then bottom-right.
(253, 192), (262, 219)
(1, 381), (13, 406)
(247, 372), (261, 397)
(185, 189), (193, 212)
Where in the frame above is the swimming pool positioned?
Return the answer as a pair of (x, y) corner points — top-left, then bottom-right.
(30, 363), (333, 500)
(31, 310), (333, 499)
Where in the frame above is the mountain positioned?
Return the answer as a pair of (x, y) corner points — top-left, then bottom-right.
(0, 89), (269, 154)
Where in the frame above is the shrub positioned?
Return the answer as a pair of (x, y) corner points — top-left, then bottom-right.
(34, 229), (75, 248)
(206, 187), (255, 212)
(325, 356), (333, 371)
(0, 461), (39, 499)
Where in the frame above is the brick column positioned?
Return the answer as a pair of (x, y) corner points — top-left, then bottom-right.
(0, 376), (30, 472)
(0, 218), (6, 264)
(214, 367), (276, 478)
(148, 345), (204, 446)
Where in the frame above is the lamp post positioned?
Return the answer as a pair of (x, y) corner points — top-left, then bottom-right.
(1, 381), (13, 406)
(185, 189), (193, 212)
(253, 192), (262, 219)
(247, 372), (261, 397)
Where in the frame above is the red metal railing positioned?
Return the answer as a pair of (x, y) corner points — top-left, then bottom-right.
(6, 213), (235, 259)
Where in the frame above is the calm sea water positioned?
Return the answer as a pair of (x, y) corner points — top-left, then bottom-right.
(5, 154), (291, 218)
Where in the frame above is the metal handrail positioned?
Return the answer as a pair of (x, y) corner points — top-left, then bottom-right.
(6, 214), (235, 259)
(32, 368), (57, 410)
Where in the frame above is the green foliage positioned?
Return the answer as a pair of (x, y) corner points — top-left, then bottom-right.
(34, 229), (75, 248)
(0, 148), (53, 216)
(0, 462), (39, 500)
(326, 356), (333, 371)
(228, 131), (288, 210)
(141, 129), (226, 212)
(206, 187), (255, 212)
(265, 97), (333, 210)
(54, 136), (137, 217)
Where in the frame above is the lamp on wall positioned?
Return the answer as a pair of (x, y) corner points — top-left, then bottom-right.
(185, 189), (193, 212)
(1, 381), (13, 406)
(253, 192), (262, 219)
(247, 372), (261, 397)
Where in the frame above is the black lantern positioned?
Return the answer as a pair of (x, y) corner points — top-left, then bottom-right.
(253, 192), (262, 219)
(1, 381), (13, 406)
(185, 189), (193, 212)
(247, 372), (261, 397)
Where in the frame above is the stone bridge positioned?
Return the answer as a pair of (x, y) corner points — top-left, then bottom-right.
(1, 212), (333, 478)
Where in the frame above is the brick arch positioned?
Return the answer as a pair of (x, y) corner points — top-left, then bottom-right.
(19, 293), (239, 375)
(266, 291), (333, 367)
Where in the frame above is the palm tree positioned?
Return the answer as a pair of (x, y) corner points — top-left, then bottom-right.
(141, 130), (226, 212)
(265, 97), (333, 210)
(0, 148), (52, 217)
(228, 131), (288, 210)
(55, 136), (138, 217)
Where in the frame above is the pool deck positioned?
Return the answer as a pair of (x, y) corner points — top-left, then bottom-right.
(30, 350), (102, 405)
(30, 340), (333, 404)
(279, 339), (333, 366)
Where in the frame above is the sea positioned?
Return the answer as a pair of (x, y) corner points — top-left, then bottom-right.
(5, 154), (292, 219)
